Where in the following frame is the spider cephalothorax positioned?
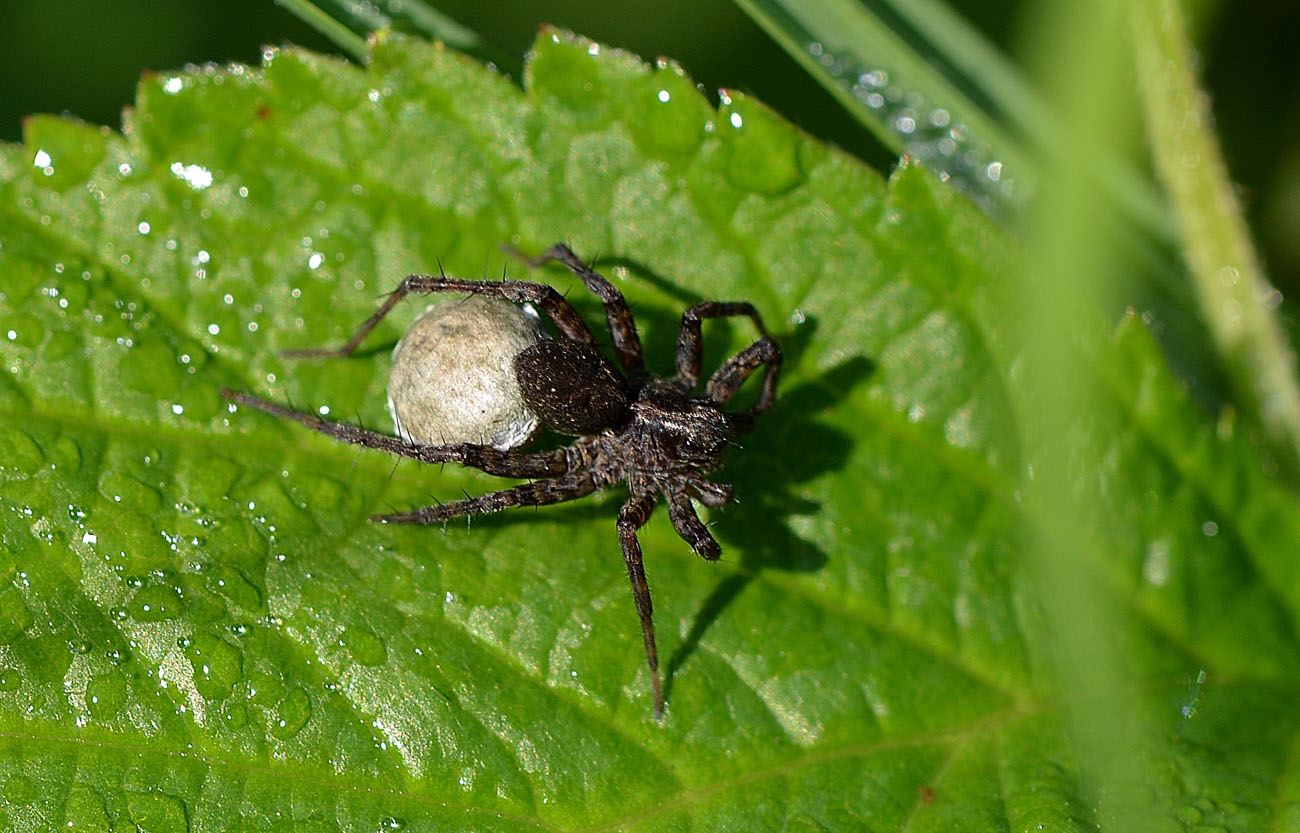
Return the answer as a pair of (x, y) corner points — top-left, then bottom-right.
(222, 244), (781, 717)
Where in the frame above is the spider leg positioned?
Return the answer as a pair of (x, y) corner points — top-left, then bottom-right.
(665, 488), (722, 560)
(373, 471), (595, 523)
(221, 389), (570, 477)
(505, 243), (645, 373)
(673, 301), (772, 391)
(706, 337), (782, 420)
(683, 472), (734, 508)
(282, 271), (597, 358)
(617, 491), (664, 718)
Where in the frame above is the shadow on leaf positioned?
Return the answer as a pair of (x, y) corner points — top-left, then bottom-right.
(665, 317), (875, 705)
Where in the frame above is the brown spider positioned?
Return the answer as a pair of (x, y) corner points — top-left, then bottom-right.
(221, 244), (781, 718)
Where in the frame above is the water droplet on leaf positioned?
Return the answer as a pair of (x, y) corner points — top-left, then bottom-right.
(270, 685), (311, 739)
(342, 625), (388, 667)
(87, 671), (127, 719)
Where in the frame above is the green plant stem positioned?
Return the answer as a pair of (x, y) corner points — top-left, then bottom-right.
(1131, 0), (1300, 479)
(275, 0), (367, 61)
(1017, 2), (1155, 828)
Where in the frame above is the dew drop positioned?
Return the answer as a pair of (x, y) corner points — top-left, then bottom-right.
(127, 584), (184, 622)
(341, 626), (388, 667)
(270, 685), (311, 739)
(0, 427), (47, 476)
(208, 565), (263, 611)
(184, 632), (243, 700)
(86, 672), (127, 719)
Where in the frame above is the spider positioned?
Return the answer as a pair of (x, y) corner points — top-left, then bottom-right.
(221, 244), (781, 718)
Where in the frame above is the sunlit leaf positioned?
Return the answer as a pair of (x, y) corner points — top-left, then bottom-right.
(0, 28), (1295, 831)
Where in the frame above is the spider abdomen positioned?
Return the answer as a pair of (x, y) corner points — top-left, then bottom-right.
(513, 339), (630, 436)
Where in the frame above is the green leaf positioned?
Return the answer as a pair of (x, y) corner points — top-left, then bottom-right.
(1, 28), (1297, 831)
(1131, 0), (1300, 479)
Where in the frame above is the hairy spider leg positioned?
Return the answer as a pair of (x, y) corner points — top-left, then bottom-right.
(280, 272), (414, 359)
(683, 472), (734, 507)
(505, 243), (645, 373)
(665, 487), (722, 559)
(281, 272), (598, 359)
(373, 471), (596, 524)
(673, 301), (772, 390)
(706, 337), (782, 419)
(220, 389), (570, 477)
(616, 491), (663, 718)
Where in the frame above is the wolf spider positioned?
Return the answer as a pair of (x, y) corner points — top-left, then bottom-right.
(222, 244), (781, 718)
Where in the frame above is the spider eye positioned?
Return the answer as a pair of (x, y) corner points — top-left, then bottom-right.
(674, 421), (727, 460)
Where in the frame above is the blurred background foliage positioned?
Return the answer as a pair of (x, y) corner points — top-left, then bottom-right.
(1, 0), (1298, 303)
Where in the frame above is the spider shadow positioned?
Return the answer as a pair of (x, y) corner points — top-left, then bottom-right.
(336, 341), (397, 361)
(663, 318), (875, 706)
(599, 256), (702, 308)
(287, 285), (510, 362)
(596, 255), (732, 369)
